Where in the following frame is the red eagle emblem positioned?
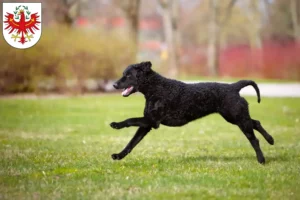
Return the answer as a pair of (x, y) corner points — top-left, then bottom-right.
(4, 8), (40, 44)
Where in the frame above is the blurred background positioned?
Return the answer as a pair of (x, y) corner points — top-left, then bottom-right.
(0, 0), (299, 94)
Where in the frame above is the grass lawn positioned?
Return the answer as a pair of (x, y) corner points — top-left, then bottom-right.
(0, 94), (299, 200)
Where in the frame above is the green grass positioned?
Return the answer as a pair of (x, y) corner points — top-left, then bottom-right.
(0, 95), (299, 200)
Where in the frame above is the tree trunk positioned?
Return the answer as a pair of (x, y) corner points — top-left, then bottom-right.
(45, 0), (80, 27)
(172, 0), (180, 71)
(249, 3), (263, 49)
(254, 1), (263, 73)
(160, 0), (178, 78)
(291, 0), (300, 41)
(207, 0), (220, 76)
(263, 0), (270, 21)
(116, 0), (140, 58)
(207, 30), (220, 76)
(124, 0), (140, 47)
(207, 0), (237, 76)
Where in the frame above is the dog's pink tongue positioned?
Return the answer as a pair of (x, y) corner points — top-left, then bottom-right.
(122, 86), (133, 96)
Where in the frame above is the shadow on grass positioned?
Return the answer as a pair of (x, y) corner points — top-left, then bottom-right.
(23, 153), (290, 180)
(27, 153), (290, 178)
(177, 154), (290, 164)
(119, 152), (291, 169)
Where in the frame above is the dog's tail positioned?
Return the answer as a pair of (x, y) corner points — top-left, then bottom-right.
(232, 80), (261, 103)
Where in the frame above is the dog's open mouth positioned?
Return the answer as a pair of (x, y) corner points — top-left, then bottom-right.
(122, 86), (134, 97)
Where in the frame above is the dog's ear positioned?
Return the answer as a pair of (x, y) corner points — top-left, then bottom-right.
(132, 61), (152, 73)
(142, 61), (152, 68)
(141, 61), (152, 72)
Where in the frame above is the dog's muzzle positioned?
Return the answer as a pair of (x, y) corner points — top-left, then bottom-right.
(113, 83), (119, 89)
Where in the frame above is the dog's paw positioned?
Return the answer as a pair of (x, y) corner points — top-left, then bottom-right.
(111, 153), (123, 160)
(110, 122), (123, 129)
(258, 156), (266, 165)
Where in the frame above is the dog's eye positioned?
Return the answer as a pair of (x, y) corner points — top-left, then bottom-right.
(126, 74), (131, 78)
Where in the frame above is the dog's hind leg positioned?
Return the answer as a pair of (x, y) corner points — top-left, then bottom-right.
(238, 120), (265, 164)
(220, 97), (266, 164)
(252, 119), (274, 145)
(111, 127), (151, 160)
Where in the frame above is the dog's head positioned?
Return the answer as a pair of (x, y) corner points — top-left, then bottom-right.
(113, 61), (152, 97)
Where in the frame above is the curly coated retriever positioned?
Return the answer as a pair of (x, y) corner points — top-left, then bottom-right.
(110, 61), (274, 164)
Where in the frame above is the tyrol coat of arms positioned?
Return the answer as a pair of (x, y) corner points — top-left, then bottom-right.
(2, 3), (42, 49)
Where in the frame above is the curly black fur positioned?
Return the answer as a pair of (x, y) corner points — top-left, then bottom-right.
(110, 61), (274, 163)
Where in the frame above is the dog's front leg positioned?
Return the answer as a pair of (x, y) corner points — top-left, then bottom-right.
(111, 127), (152, 160)
(110, 117), (152, 129)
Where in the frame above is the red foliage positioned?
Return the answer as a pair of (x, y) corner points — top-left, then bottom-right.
(219, 41), (300, 80)
(75, 17), (90, 27)
(181, 41), (300, 80)
(139, 17), (161, 30)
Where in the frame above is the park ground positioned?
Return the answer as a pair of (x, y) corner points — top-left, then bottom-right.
(0, 95), (299, 199)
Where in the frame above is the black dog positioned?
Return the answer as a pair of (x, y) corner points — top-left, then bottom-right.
(110, 61), (274, 164)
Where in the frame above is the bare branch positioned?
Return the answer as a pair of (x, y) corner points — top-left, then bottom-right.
(290, 0), (300, 40)
(44, 0), (81, 26)
(220, 0), (237, 28)
(158, 0), (171, 9)
(115, 0), (140, 18)
(113, 0), (141, 55)
(158, 0), (179, 77)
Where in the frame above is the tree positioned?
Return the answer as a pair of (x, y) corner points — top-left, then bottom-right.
(290, 0), (300, 40)
(45, 0), (81, 27)
(265, 0), (300, 41)
(235, 0), (265, 73)
(115, 0), (141, 52)
(207, 0), (237, 76)
(244, 0), (263, 49)
(158, 0), (180, 78)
